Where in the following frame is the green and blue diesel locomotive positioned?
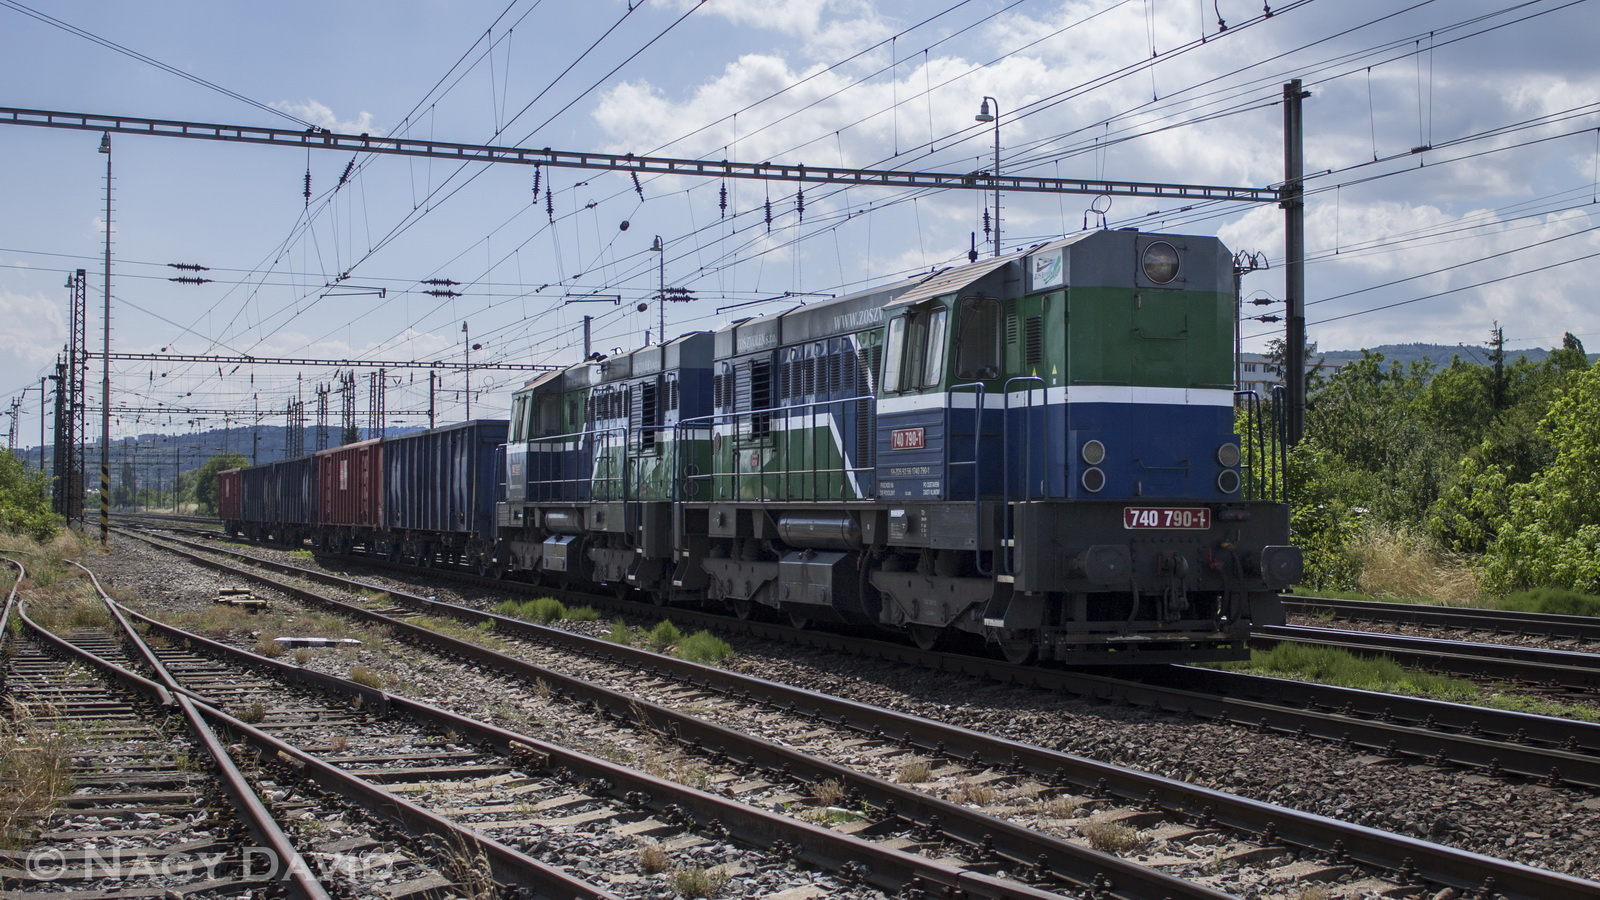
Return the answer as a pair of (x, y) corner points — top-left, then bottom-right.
(498, 228), (1300, 664)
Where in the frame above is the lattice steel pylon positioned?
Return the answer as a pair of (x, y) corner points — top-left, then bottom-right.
(339, 371), (356, 444)
(367, 369), (386, 439)
(65, 269), (87, 524)
(52, 356), (69, 515)
(315, 383), (330, 451)
(284, 397), (305, 457)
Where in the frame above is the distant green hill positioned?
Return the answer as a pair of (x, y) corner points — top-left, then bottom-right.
(1320, 343), (1596, 369)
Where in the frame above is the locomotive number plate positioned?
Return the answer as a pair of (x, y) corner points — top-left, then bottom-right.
(1123, 507), (1211, 530)
(891, 427), (926, 450)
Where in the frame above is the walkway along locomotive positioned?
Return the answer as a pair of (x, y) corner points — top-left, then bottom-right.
(222, 229), (1301, 665)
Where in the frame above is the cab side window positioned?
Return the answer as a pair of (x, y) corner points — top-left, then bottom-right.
(955, 296), (1002, 380)
(509, 395), (528, 442)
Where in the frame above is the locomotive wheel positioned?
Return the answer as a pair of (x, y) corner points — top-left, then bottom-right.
(998, 634), (1037, 665)
(909, 624), (943, 652)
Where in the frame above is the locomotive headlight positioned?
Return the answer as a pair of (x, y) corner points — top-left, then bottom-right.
(1217, 470), (1241, 494)
(1216, 442), (1240, 467)
(1081, 439), (1106, 466)
(1082, 467), (1106, 493)
(1141, 241), (1180, 284)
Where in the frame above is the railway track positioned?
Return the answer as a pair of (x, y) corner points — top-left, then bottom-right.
(1253, 624), (1600, 695)
(136, 527), (1600, 782)
(74, 546), (1191, 900)
(1282, 594), (1600, 643)
(105, 526), (1600, 899)
(0, 558), (327, 900)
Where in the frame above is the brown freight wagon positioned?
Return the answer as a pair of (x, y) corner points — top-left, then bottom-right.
(315, 438), (382, 554)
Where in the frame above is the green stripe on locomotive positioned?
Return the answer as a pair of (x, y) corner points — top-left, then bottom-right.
(710, 327), (881, 502)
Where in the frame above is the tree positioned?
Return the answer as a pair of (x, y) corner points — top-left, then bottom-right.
(1479, 362), (1600, 593)
(193, 452), (248, 515)
(0, 451), (61, 541)
(114, 460), (137, 508)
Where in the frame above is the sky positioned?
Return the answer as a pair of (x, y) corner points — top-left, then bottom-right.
(2, 0), (1598, 452)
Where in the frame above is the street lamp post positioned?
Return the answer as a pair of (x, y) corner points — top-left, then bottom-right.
(974, 96), (1001, 258)
(462, 321), (471, 421)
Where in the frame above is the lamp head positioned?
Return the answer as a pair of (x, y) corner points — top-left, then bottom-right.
(974, 99), (994, 123)
(651, 236), (664, 252)
(98, 133), (111, 154)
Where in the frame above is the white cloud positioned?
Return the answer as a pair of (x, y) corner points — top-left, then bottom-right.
(269, 100), (382, 135)
(0, 290), (66, 368)
(684, 0), (891, 60)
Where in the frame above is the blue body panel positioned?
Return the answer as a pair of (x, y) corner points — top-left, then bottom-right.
(384, 419), (508, 536)
(877, 396), (1236, 502)
(241, 455), (317, 526)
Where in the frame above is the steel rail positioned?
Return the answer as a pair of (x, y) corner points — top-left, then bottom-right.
(114, 530), (1233, 900)
(68, 561), (336, 900)
(1283, 595), (1600, 642)
(118, 528), (1600, 900)
(118, 605), (1090, 900)
(1, 557), (20, 662)
(48, 569), (624, 900)
(1255, 624), (1600, 691)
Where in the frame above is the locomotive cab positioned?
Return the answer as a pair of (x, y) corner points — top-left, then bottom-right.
(867, 230), (1298, 663)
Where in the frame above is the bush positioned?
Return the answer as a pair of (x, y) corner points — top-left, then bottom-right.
(674, 630), (732, 664)
(604, 618), (631, 645)
(646, 619), (682, 651)
(564, 605), (601, 621)
(526, 597), (567, 623)
(0, 452), (61, 542)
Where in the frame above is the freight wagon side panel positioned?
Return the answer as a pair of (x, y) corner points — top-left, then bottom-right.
(317, 439), (383, 527)
(277, 455), (318, 526)
(240, 464), (277, 525)
(384, 420), (508, 536)
(218, 468), (244, 522)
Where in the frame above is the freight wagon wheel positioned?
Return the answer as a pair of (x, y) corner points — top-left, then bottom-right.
(909, 624), (943, 652)
(997, 633), (1037, 665)
(731, 597), (755, 620)
(787, 609), (811, 630)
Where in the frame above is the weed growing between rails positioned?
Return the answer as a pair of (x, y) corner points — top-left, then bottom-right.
(0, 702), (78, 848)
(1223, 643), (1600, 721)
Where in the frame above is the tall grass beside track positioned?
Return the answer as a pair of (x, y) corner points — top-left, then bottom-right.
(1309, 524), (1600, 617)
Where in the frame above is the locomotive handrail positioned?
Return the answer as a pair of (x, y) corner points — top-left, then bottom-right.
(1001, 376), (1048, 577)
(1231, 388), (1288, 504)
(676, 394), (877, 505)
(1234, 389), (1262, 502)
(522, 423), (631, 514)
(947, 382), (990, 577)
